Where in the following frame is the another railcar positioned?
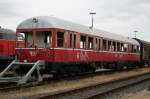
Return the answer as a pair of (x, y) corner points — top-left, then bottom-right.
(16, 16), (140, 74)
(135, 38), (150, 65)
(0, 27), (24, 69)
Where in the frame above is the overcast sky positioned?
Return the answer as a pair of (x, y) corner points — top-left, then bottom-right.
(0, 0), (150, 41)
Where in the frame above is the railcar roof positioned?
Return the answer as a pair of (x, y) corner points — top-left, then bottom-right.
(0, 28), (15, 34)
(136, 38), (150, 46)
(17, 16), (139, 45)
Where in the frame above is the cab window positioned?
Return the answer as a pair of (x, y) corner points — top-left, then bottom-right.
(25, 32), (33, 48)
(35, 31), (52, 48)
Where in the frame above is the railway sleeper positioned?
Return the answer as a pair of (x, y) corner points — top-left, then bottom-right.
(0, 60), (45, 85)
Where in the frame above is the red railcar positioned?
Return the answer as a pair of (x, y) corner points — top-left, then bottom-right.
(16, 16), (140, 74)
(0, 28), (24, 69)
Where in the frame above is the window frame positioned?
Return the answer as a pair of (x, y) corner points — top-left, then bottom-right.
(56, 31), (65, 48)
(80, 34), (87, 49)
(87, 36), (94, 49)
(73, 34), (76, 49)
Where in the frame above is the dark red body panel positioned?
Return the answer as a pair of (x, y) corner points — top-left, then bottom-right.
(18, 48), (140, 62)
(0, 39), (24, 61)
(0, 40), (15, 56)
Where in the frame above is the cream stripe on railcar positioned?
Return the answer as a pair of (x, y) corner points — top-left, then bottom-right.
(17, 16), (139, 46)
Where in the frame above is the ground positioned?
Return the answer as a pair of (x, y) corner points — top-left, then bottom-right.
(125, 88), (150, 99)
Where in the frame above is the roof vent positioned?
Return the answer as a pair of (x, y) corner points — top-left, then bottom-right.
(32, 18), (38, 23)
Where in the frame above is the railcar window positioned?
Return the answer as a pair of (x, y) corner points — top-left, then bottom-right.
(124, 44), (128, 52)
(121, 43), (124, 52)
(44, 31), (52, 48)
(57, 32), (64, 47)
(80, 35), (86, 49)
(131, 45), (137, 53)
(128, 45), (132, 53)
(16, 33), (25, 48)
(18, 32), (32, 48)
(74, 34), (76, 48)
(7, 34), (15, 40)
(18, 33), (25, 41)
(0, 33), (15, 40)
(96, 38), (97, 44)
(88, 37), (93, 49)
(70, 34), (72, 48)
(134, 45), (137, 53)
(112, 42), (116, 51)
(137, 46), (140, 53)
(117, 42), (120, 52)
(0, 33), (2, 39)
(108, 41), (112, 51)
(35, 31), (49, 48)
(131, 45), (134, 53)
(99, 39), (101, 50)
(103, 40), (107, 51)
(95, 38), (98, 50)
(35, 31), (44, 48)
(133, 45), (138, 53)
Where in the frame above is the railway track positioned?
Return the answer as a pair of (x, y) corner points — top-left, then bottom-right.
(31, 68), (150, 99)
(0, 67), (150, 99)
(0, 69), (113, 91)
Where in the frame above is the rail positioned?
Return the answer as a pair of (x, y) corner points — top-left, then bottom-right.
(31, 72), (150, 99)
